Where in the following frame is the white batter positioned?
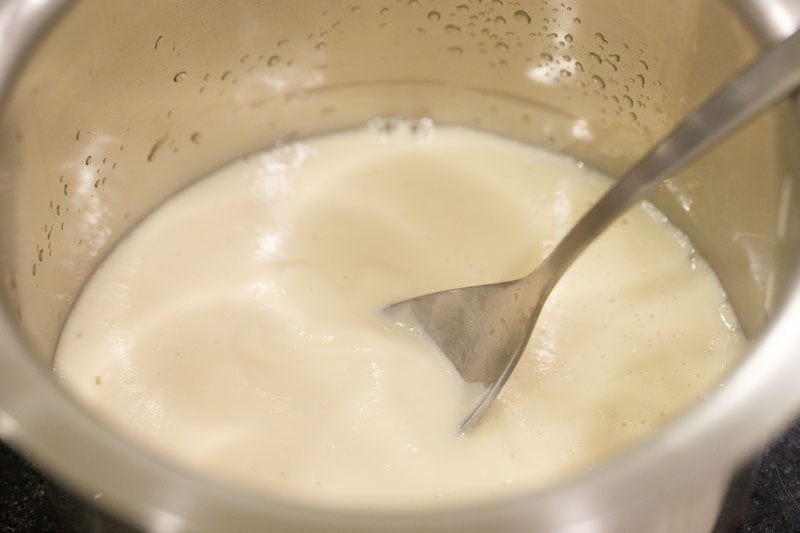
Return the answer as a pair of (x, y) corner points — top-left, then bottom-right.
(55, 122), (745, 508)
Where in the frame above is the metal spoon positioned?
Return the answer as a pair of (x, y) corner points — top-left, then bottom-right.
(386, 27), (800, 434)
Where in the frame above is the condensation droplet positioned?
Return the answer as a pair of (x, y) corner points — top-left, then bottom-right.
(428, 10), (441, 21)
(173, 71), (187, 83)
(190, 132), (203, 144)
(637, 73), (646, 88)
(595, 32), (608, 44)
(445, 24), (461, 33)
(268, 55), (281, 67)
(380, 7), (390, 15)
(564, 33), (573, 43)
(540, 52), (553, 61)
(573, 17), (582, 24)
(608, 53), (620, 62)
(221, 70), (233, 81)
(588, 52), (601, 65)
(592, 74), (606, 90)
(494, 15), (507, 24)
(447, 46), (464, 55)
(513, 9), (531, 24)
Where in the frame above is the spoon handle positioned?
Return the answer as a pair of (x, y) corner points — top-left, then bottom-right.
(538, 28), (800, 290)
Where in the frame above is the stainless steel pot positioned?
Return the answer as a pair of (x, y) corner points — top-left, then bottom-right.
(1, 1), (800, 531)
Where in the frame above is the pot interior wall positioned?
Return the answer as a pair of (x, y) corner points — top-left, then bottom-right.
(0, 0), (797, 370)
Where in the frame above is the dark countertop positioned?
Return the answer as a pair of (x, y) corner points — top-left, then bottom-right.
(2, 421), (800, 532)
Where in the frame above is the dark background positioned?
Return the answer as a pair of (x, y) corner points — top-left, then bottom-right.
(2, 419), (800, 532)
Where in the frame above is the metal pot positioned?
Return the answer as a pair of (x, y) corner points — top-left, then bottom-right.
(1, 0), (800, 531)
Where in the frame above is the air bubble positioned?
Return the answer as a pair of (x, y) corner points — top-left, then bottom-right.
(173, 71), (187, 83)
(368, 117), (401, 139)
(410, 117), (435, 143)
(513, 9), (531, 24)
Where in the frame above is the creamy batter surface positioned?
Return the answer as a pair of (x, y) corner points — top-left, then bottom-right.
(55, 122), (745, 508)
